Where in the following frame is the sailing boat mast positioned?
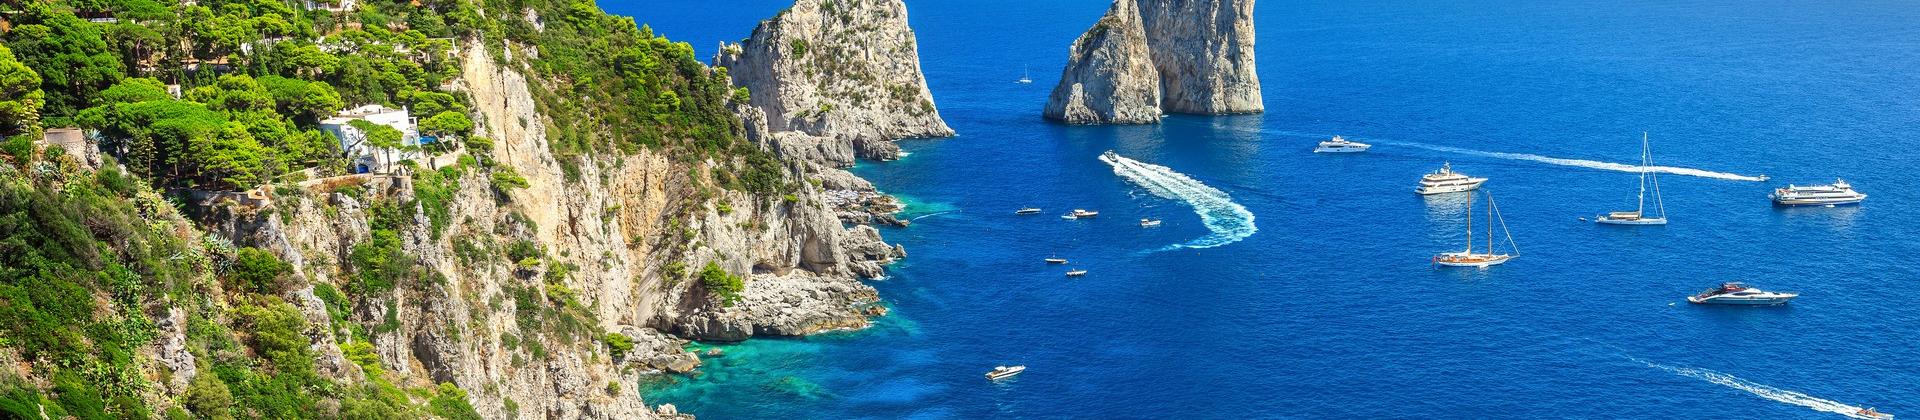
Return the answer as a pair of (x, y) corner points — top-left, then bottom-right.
(1646, 132), (1666, 219)
(1464, 194), (1473, 254)
(1637, 132), (1648, 215)
(1486, 191), (1494, 254)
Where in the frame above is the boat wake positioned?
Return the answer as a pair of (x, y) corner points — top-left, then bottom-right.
(1099, 152), (1256, 249)
(1371, 140), (1766, 182)
(1619, 354), (1877, 419)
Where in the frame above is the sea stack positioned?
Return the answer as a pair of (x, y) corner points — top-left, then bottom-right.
(716, 0), (954, 166)
(1046, 0), (1262, 124)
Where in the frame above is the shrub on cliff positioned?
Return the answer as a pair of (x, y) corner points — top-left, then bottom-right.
(230, 247), (293, 294)
(699, 262), (745, 307)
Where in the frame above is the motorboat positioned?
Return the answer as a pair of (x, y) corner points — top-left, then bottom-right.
(1063, 209), (1099, 219)
(1432, 191), (1519, 268)
(1416, 162), (1488, 195)
(1044, 257), (1068, 264)
(986, 365), (1025, 380)
(1065, 269), (1087, 277)
(1596, 132), (1669, 225)
(1770, 179), (1866, 207)
(1140, 218), (1161, 227)
(1687, 282), (1797, 305)
(1313, 135), (1371, 153)
(1015, 207), (1042, 215)
(1858, 407), (1892, 420)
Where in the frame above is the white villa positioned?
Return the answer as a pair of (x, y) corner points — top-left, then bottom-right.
(320, 104), (420, 174)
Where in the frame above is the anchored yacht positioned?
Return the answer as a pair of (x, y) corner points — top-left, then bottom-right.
(1140, 218), (1161, 227)
(1596, 132), (1669, 225)
(1044, 257), (1068, 264)
(1313, 135), (1371, 153)
(1416, 162), (1488, 195)
(985, 365), (1026, 381)
(1065, 269), (1087, 277)
(1770, 180), (1866, 206)
(1062, 209), (1099, 219)
(1432, 191), (1519, 268)
(1686, 282), (1797, 305)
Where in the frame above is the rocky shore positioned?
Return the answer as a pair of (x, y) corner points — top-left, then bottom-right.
(1047, 0), (1263, 124)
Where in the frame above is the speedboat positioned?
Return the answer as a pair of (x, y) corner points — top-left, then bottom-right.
(1858, 407), (1893, 420)
(1416, 162), (1487, 195)
(1015, 207), (1042, 215)
(1595, 132), (1669, 225)
(1686, 282), (1797, 305)
(1313, 135), (1371, 153)
(1063, 209), (1098, 219)
(1044, 257), (1068, 264)
(1140, 218), (1161, 227)
(1065, 269), (1087, 277)
(1432, 191), (1519, 268)
(986, 365), (1025, 380)
(1770, 179), (1866, 206)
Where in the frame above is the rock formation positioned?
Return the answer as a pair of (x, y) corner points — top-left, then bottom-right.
(1046, 0), (1262, 124)
(1044, 0), (1164, 124)
(715, 0), (954, 166)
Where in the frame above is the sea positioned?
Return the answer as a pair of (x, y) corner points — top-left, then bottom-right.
(606, 0), (1920, 418)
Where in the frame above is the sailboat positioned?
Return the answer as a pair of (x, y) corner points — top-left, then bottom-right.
(1016, 65), (1032, 84)
(1595, 132), (1668, 225)
(1432, 191), (1519, 268)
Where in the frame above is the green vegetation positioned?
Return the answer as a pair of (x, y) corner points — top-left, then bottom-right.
(699, 262), (745, 306)
(601, 332), (634, 358)
(230, 246), (293, 294)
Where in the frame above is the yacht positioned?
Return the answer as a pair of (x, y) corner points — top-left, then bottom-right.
(1687, 282), (1797, 305)
(1770, 179), (1866, 206)
(1016, 66), (1032, 84)
(1596, 132), (1669, 225)
(1065, 269), (1087, 277)
(986, 365), (1025, 380)
(1432, 191), (1519, 268)
(1416, 162), (1488, 195)
(1015, 207), (1042, 215)
(1140, 218), (1161, 227)
(1063, 209), (1099, 219)
(1313, 135), (1371, 153)
(1044, 257), (1068, 264)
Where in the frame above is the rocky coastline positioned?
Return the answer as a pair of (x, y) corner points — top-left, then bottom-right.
(1047, 0), (1263, 124)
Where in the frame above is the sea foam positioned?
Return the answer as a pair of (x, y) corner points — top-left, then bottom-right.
(1628, 356), (1878, 419)
(1100, 152), (1257, 249)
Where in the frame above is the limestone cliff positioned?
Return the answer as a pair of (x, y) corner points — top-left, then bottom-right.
(1046, 0), (1262, 124)
(1044, 0), (1164, 124)
(714, 0), (954, 166)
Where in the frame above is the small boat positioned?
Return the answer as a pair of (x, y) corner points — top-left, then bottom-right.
(1140, 218), (1161, 227)
(1044, 257), (1068, 264)
(1015, 207), (1042, 215)
(1313, 135), (1371, 153)
(1065, 269), (1087, 277)
(1858, 407), (1893, 420)
(1416, 162), (1488, 195)
(986, 365), (1025, 380)
(1596, 132), (1669, 225)
(1687, 282), (1797, 305)
(1770, 179), (1867, 207)
(1063, 209), (1098, 219)
(1016, 66), (1032, 84)
(1432, 191), (1519, 268)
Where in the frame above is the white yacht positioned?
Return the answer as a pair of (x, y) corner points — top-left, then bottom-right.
(1432, 191), (1519, 268)
(1313, 135), (1371, 153)
(1065, 269), (1088, 277)
(1140, 218), (1161, 227)
(1770, 179), (1866, 206)
(1044, 257), (1068, 264)
(1062, 209), (1099, 219)
(1016, 66), (1032, 84)
(1686, 282), (1797, 305)
(1416, 162), (1488, 195)
(986, 365), (1025, 380)
(1015, 207), (1042, 215)
(1596, 133), (1668, 225)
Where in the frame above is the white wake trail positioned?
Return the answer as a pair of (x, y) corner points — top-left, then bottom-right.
(1628, 357), (1878, 419)
(1099, 152), (1257, 249)
(1371, 140), (1767, 182)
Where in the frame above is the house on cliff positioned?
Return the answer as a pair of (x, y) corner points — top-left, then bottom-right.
(319, 104), (421, 174)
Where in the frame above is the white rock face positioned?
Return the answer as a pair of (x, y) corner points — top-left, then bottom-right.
(715, 0), (954, 166)
(1045, 0), (1262, 123)
(1044, 0), (1163, 124)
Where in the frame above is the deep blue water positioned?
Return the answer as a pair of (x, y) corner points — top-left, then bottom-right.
(610, 0), (1920, 418)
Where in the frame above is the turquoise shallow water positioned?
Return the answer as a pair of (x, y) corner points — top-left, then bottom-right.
(616, 0), (1920, 418)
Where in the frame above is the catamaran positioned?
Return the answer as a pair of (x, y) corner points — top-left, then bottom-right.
(1595, 132), (1668, 225)
(1432, 191), (1519, 268)
(1770, 179), (1866, 206)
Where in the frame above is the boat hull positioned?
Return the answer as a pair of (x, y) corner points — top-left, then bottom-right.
(1595, 216), (1667, 225)
(1433, 255), (1514, 267)
(1417, 180), (1487, 195)
(1314, 146), (1370, 153)
(1686, 296), (1795, 305)
(1771, 197), (1864, 207)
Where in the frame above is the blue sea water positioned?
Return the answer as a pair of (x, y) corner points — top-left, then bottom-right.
(609, 0), (1920, 418)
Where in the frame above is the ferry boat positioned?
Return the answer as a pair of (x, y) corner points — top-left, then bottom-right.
(1015, 207), (1042, 215)
(1432, 191), (1519, 268)
(1065, 269), (1087, 277)
(1770, 179), (1866, 206)
(1313, 135), (1371, 153)
(1596, 133), (1669, 225)
(1687, 282), (1797, 305)
(1140, 218), (1161, 227)
(1416, 162), (1488, 195)
(986, 365), (1025, 380)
